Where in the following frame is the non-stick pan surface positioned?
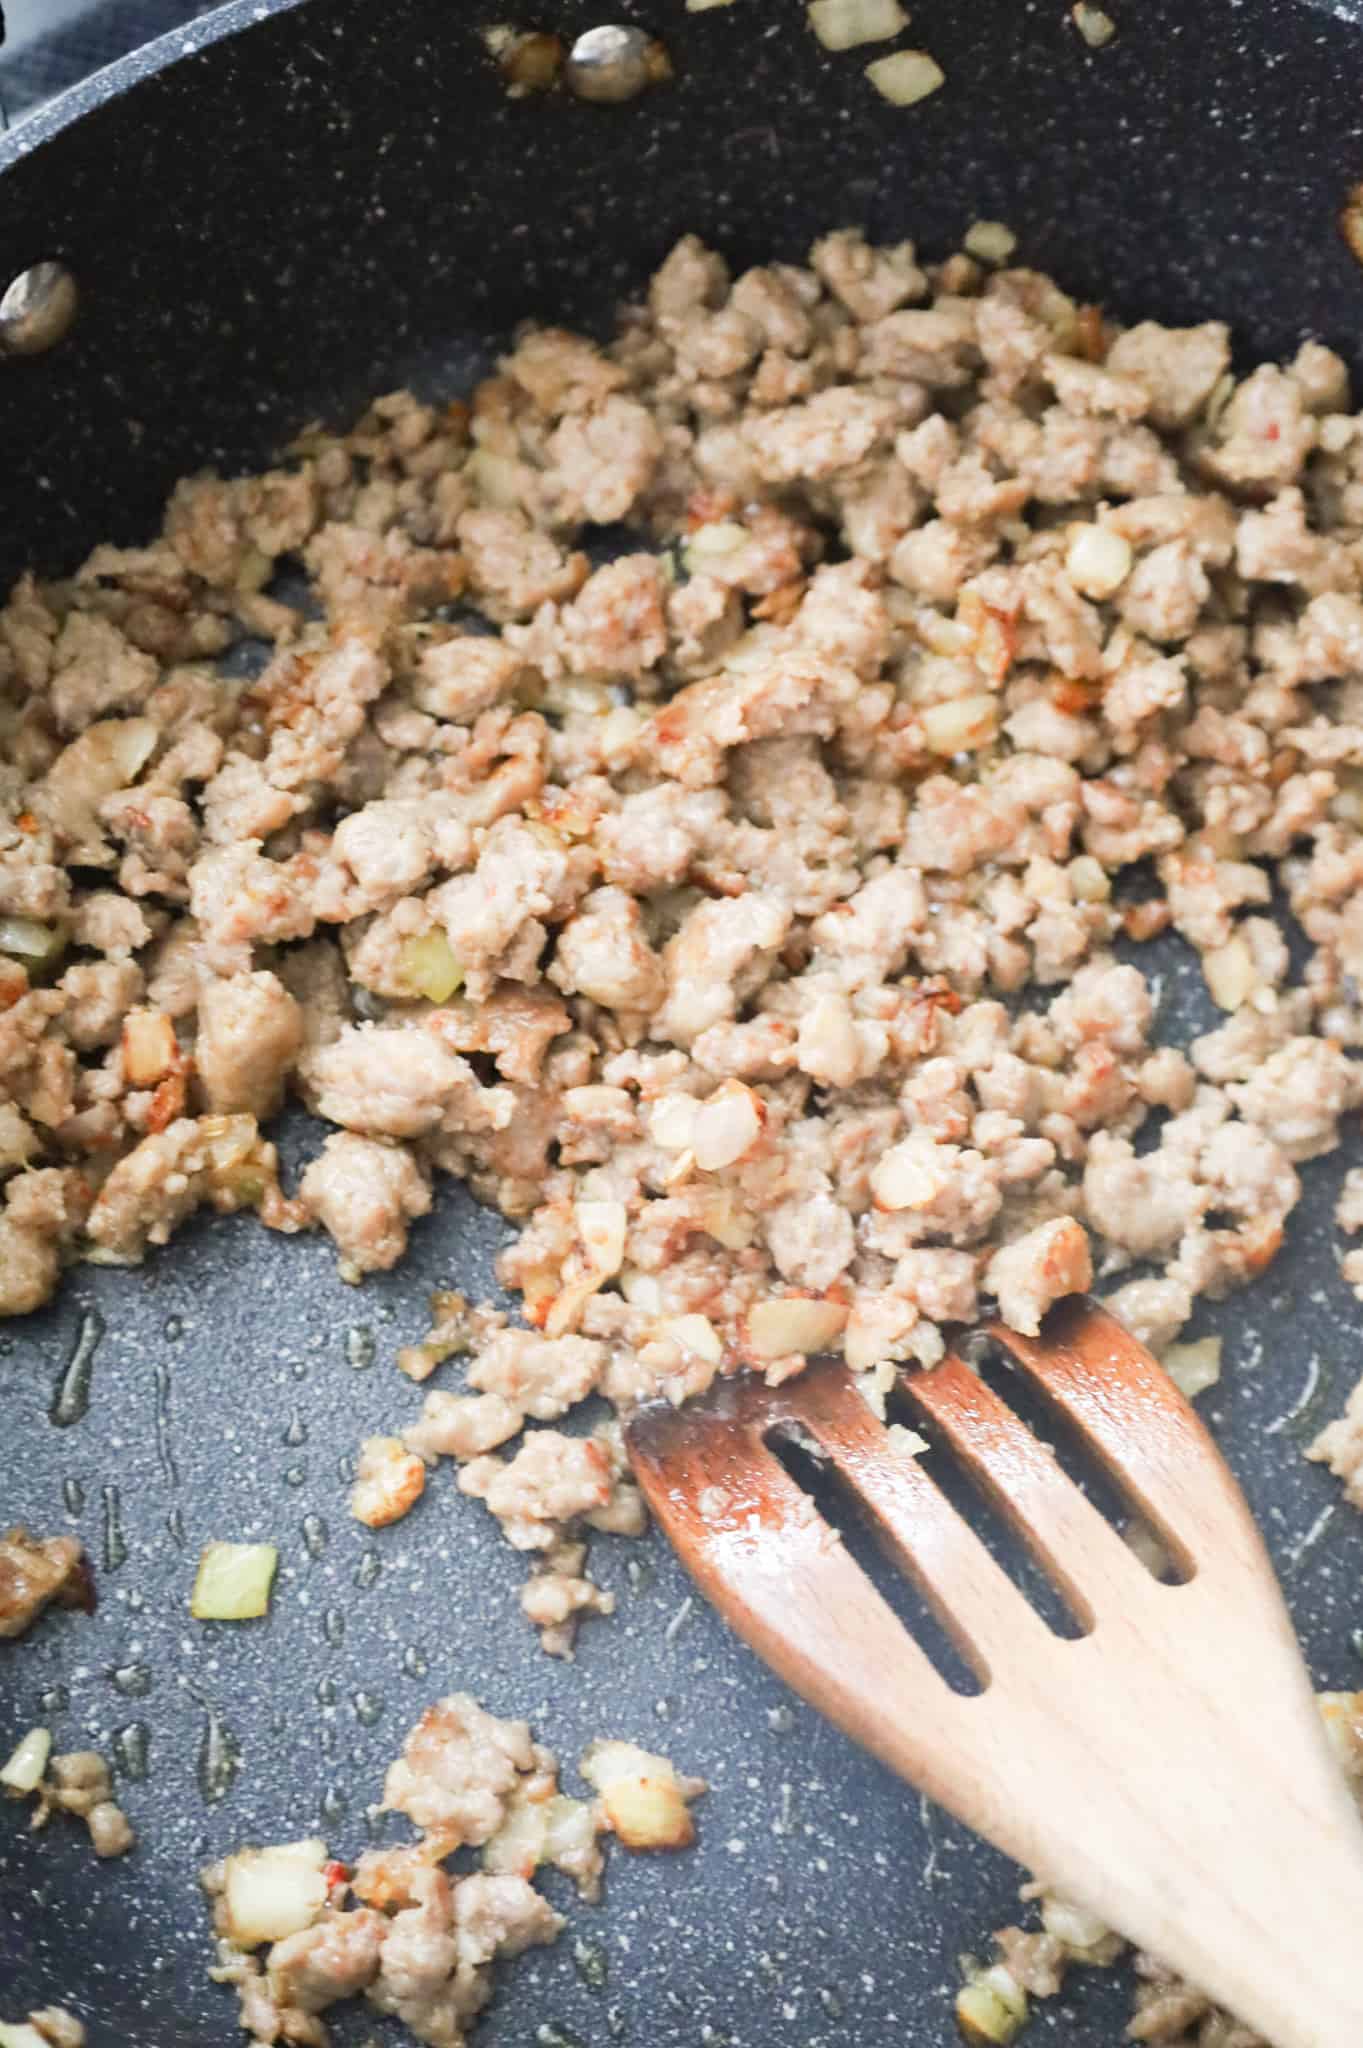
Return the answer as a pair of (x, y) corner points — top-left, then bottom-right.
(4, 3), (1363, 2042)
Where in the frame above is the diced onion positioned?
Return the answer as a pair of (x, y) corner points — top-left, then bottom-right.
(1065, 523), (1132, 599)
(543, 1791), (599, 1865)
(122, 1009), (177, 1087)
(580, 1739), (697, 1851)
(1038, 1891), (1118, 1958)
(691, 1082), (764, 1172)
(697, 1189), (756, 1250)
(686, 0), (738, 11)
(658, 1314), (723, 1364)
(962, 220), (1017, 265)
(221, 1840), (328, 1948)
(191, 1542), (279, 1621)
(1331, 765), (1363, 828)
(864, 49), (943, 104)
(1, 1727), (52, 1796)
(807, 0), (909, 52)
(0, 2026), (52, 2048)
(887, 1423), (929, 1458)
(1160, 1335), (1222, 1400)
(483, 1796), (549, 1878)
(747, 1297), (848, 1360)
(539, 675), (615, 717)
(920, 693), (999, 756)
(466, 448), (524, 509)
(483, 27), (564, 94)
(484, 1791), (596, 1877)
(649, 1095), (699, 1153)
(1071, 1), (1116, 47)
(576, 1199), (627, 1278)
(397, 930), (464, 1004)
(40, 717), (158, 847)
(0, 916), (65, 971)
(1067, 855), (1110, 903)
(871, 1136), (948, 1212)
(1202, 935), (1255, 1013)
(956, 1966), (1028, 2044)
(620, 1268), (664, 1314)
(681, 521), (750, 577)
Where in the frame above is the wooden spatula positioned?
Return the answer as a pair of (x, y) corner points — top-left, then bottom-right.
(625, 1296), (1363, 2048)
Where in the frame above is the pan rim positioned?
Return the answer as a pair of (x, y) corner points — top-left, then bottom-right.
(0, 0), (311, 179)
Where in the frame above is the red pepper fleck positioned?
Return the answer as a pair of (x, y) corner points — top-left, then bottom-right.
(146, 1070), (187, 1134)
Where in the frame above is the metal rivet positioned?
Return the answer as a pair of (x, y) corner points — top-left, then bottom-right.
(565, 23), (665, 103)
(0, 261), (79, 357)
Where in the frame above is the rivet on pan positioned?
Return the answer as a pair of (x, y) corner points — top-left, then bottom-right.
(0, 260), (78, 357)
(565, 24), (670, 103)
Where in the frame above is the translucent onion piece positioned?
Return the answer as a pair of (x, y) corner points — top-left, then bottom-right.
(191, 1542), (279, 1621)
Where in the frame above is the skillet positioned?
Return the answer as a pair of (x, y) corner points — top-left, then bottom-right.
(4, 3), (1363, 2041)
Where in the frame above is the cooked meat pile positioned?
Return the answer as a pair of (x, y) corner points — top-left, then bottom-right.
(7, 212), (1363, 2048)
(2, 1739), (136, 1860)
(0, 1528), (92, 1641)
(9, 228), (1363, 1635)
(203, 1693), (699, 2048)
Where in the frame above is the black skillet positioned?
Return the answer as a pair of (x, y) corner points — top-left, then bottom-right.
(4, 2), (1363, 2042)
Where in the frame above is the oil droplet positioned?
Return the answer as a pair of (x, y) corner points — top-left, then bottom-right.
(302, 1514), (328, 1559)
(102, 1486), (127, 1571)
(197, 1708), (241, 1805)
(166, 1505), (187, 1550)
(316, 1676), (338, 1707)
(125, 1589), (144, 1612)
(283, 1414), (308, 1447)
(336, 1452), (356, 1484)
(401, 1645), (428, 1679)
(320, 1785), (348, 1826)
(536, 2026), (587, 2048)
(573, 1938), (609, 1991)
(110, 1662), (152, 1698)
(283, 1462), (308, 1488)
(354, 1548), (381, 1591)
(291, 1360), (308, 1381)
(346, 1325), (375, 1371)
(164, 1314), (183, 1340)
(39, 1684), (69, 1715)
(321, 1725), (339, 1762)
(352, 1690), (384, 1727)
(49, 1308), (104, 1427)
(323, 1607), (346, 1648)
(153, 1360), (178, 1487)
(113, 1723), (150, 1782)
(62, 1477), (85, 1515)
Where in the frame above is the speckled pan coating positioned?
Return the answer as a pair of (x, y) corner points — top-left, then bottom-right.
(3, 2), (1363, 2043)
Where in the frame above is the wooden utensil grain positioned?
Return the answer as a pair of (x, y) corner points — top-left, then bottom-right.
(626, 1297), (1363, 2048)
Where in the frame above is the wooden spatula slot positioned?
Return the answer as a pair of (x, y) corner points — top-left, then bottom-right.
(765, 1421), (987, 1696)
(878, 1380), (1091, 1642)
(934, 1335), (1193, 1587)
